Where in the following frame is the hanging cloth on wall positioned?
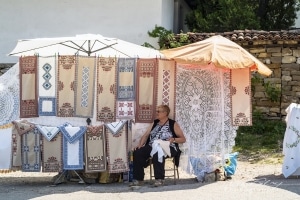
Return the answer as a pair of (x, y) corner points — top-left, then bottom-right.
(96, 57), (117, 123)
(38, 56), (57, 116)
(60, 125), (86, 170)
(105, 120), (129, 173)
(57, 55), (76, 117)
(231, 68), (252, 126)
(19, 56), (38, 118)
(135, 58), (158, 123)
(116, 58), (136, 100)
(116, 101), (135, 119)
(42, 132), (63, 173)
(0, 63), (19, 126)
(36, 125), (60, 141)
(175, 64), (237, 179)
(21, 127), (41, 172)
(74, 56), (96, 118)
(156, 59), (176, 119)
(0, 124), (13, 171)
(85, 125), (107, 172)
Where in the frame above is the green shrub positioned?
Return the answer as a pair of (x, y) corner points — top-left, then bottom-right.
(234, 110), (286, 153)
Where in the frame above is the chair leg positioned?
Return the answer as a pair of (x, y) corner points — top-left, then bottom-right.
(149, 158), (153, 181)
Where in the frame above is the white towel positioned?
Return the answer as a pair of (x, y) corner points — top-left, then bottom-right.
(150, 139), (171, 163)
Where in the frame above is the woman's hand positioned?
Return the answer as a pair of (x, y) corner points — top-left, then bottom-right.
(167, 137), (175, 144)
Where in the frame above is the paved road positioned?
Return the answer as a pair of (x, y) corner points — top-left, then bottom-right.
(0, 162), (300, 200)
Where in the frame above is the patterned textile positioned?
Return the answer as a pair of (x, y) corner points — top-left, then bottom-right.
(135, 58), (158, 123)
(282, 104), (300, 177)
(13, 120), (35, 136)
(231, 68), (252, 126)
(96, 57), (116, 123)
(11, 122), (22, 169)
(0, 124), (13, 170)
(21, 127), (41, 172)
(85, 125), (106, 172)
(157, 59), (176, 119)
(36, 125), (60, 142)
(57, 55), (76, 117)
(175, 64), (238, 177)
(42, 133), (63, 173)
(0, 63), (19, 126)
(38, 97), (56, 116)
(75, 56), (96, 118)
(105, 120), (127, 135)
(38, 56), (57, 116)
(131, 123), (151, 150)
(105, 121), (129, 173)
(117, 58), (136, 100)
(19, 56), (38, 118)
(116, 101), (135, 119)
(61, 126), (86, 170)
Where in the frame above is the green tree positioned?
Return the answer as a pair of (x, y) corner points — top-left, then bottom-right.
(255, 0), (300, 30)
(185, 0), (260, 32)
(185, 0), (300, 32)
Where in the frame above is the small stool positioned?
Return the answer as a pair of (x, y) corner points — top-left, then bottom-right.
(149, 157), (179, 184)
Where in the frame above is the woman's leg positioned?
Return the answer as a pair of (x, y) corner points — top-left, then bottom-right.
(152, 147), (180, 180)
(152, 152), (165, 179)
(133, 145), (151, 181)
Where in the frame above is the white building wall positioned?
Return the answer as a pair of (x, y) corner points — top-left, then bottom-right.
(0, 0), (176, 63)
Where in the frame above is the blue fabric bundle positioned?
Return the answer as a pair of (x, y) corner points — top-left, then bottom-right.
(224, 152), (239, 176)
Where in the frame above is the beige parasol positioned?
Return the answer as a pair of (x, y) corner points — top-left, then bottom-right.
(160, 35), (272, 76)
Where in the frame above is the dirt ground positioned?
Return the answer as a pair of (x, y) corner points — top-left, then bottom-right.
(0, 159), (300, 200)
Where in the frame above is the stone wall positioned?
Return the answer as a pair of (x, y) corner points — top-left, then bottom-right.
(238, 41), (300, 119)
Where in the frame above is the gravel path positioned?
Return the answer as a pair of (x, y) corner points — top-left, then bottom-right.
(0, 161), (300, 200)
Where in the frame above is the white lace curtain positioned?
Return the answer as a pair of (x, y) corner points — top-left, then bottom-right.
(175, 64), (238, 178)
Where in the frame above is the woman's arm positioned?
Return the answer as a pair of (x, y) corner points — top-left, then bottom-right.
(135, 123), (153, 149)
(170, 122), (186, 144)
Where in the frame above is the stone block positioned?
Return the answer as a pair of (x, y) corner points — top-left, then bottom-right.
(287, 81), (300, 86)
(297, 58), (300, 64)
(293, 49), (300, 57)
(272, 68), (281, 77)
(282, 75), (292, 81)
(282, 48), (292, 56)
(271, 52), (282, 57)
(255, 106), (270, 113)
(265, 58), (271, 64)
(296, 92), (300, 97)
(292, 86), (300, 91)
(291, 70), (300, 75)
(254, 92), (266, 98)
(292, 75), (300, 81)
(255, 101), (280, 106)
(270, 57), (282, 64)
(282, 85), (291, 91)
(267, 47), (281, 53)
(266, 63), (280, 69)
(283, 40), (298, 45)
(281, 63), (300, 71)
(258, 52), (271, 58)
(270, 107), (280, 113)
(281, 71), (290, 76)
(249, 48), (266, 53)
(253, 85), (265, 91)
(282, 56), (296, 63)
(282, 90), (295, 96)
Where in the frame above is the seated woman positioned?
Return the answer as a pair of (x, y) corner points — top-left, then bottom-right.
(131, 105), (186, 187)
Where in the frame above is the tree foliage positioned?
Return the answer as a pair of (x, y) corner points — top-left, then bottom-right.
(185, 0), (300, 32)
